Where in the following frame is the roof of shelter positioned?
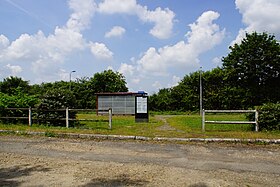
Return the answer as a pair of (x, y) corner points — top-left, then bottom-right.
(95, 91), (147, 96)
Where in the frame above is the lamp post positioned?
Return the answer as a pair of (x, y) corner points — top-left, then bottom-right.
(199, 67), (203, 116)
(69, 70), (76, 91)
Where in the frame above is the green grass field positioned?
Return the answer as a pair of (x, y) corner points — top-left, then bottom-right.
(0, 112), (279, 139)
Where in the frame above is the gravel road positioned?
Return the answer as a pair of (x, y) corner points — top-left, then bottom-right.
(0, 135), (279, 187)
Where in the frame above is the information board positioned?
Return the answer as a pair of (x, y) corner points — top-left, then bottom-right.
(136, 97), (147, 113)
(135, 96), (149, 122)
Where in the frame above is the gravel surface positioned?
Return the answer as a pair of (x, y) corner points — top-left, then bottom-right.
(0, 135), (280, 187)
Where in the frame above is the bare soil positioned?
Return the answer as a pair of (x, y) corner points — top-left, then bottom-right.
(0, 135), (280, 187)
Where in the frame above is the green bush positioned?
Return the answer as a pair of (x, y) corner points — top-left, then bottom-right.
(256, 103), (280, 131)
(0, 92), (38, 124)
(36, 89), (77, 127)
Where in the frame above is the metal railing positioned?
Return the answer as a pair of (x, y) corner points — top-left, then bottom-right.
(202, 109), (259, 132)
(0, 108), (112, 129)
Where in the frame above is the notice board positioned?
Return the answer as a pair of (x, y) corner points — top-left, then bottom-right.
(135, 96), (149, 122)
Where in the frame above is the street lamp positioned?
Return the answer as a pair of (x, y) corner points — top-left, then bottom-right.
(199, 67), (203, 116)
(69, 70), (76, 91)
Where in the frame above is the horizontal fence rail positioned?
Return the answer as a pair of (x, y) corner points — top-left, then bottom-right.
(0, 108), (112, 129)
(202, 109), (259, 132)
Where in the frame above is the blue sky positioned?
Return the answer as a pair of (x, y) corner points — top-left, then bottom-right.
(0, 0), (280, 94)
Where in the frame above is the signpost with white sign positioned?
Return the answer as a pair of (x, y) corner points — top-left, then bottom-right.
(135, 96), (149, 122)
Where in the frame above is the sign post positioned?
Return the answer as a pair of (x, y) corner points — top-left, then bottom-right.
(135, 96), (149, 122)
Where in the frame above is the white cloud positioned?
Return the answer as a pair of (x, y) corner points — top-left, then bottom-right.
(0, 0), (101, 83)
(5, 64), (22, 75)
(138, 7), (175, 39)
(1, 28), (85, 64)
(232, 0), (280, 44)
(0, 35), (9, 50)
(98, 0), (175, 39)
(89, 42), (113, 60)
(105, 26), (126, 38)
(98, 0), (137, 14)
(118, 63), (134, 76)
(137, 11), (225, 75)
(66, 0), (97, 32)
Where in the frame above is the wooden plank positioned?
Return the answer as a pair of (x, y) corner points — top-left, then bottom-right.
(205, 120), (256, 124)
(0, 117), (28, 119)
(205, 110), (256, 113)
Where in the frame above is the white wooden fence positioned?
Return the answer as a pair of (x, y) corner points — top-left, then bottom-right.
(0, 108), (112, 129)
(202, 109), (259, 132)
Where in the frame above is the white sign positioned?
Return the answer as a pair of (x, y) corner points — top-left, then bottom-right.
(136, 97), (147, 113)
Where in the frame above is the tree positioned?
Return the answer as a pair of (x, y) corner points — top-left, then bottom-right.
(72, 77), (95, 109)
(222, 32), (280, 108)
(89, 70), (128, 93)
(171, 71), (202, 111)
(149, 88), (173, 111)
(0, 76), (30, 95)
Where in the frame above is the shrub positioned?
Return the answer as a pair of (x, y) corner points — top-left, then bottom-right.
(0, 92), (38, 124)
(36, 89), (77, 127)
(256, 103), (280, 131)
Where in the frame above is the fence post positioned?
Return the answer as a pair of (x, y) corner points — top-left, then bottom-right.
(255, 110), (259, 132)
(66, 107), (69, 128)
(202, 109), (205, 132)
(109, 108), (112, 130)
(28, 107), (32, 126)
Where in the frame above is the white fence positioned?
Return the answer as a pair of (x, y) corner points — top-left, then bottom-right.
(0, 108), (112, 129)
(202, 109), (259, 132)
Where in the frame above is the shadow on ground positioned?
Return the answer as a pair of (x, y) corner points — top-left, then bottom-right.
(0, 165), (50, 186)
(189, 182), (208, 187)
(82, 174), (149, 187)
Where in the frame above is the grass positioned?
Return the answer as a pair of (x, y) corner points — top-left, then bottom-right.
(0, 112), (279, 139)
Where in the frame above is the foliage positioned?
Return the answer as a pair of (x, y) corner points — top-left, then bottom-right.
(149, 88), (173, 111)
(256, 103), (280, 131)
(36, 89), (77, 126)
(0, 76), (31, 95)
(222, 32), (280, 108)
(89, 69), (128, 93)
(0, 92), (38, 123)
(71, 77), (96, 109)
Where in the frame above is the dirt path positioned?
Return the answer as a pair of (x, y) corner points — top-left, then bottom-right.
(0, 135), (280, 187)
(155, 115), (179, 131)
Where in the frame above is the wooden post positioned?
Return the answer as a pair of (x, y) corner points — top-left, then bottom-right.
(255, 110), (259, 132)
(28, 107), (32, 126)
(202, 109), (205, 132)
(66, 107), (69, 128)
(108, 108), (112, 130)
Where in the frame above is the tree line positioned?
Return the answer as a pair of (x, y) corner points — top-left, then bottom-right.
(0, 70), (128, 110)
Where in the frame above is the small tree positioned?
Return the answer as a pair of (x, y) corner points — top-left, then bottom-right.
(36, 89), (76, 126)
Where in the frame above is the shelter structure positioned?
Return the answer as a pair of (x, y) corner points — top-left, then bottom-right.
(96, 91), (147, 115)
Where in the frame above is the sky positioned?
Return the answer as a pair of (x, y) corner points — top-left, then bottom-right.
(0, 0), (280, 94)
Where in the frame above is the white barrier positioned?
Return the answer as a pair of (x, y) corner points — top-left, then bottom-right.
(202, 109), (259, 132)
